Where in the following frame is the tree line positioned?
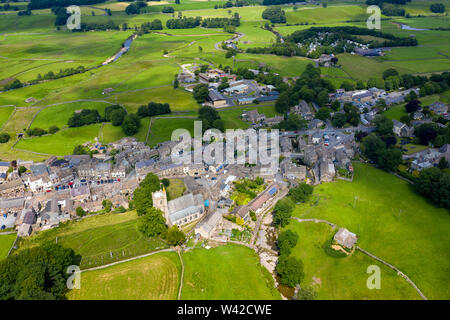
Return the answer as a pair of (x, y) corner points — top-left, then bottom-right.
(28, 0), (105, 10)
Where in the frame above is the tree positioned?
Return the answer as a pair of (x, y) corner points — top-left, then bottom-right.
(110, 108), (127, 126)
(102, 199), (112, 213)
(133, 173), (162, 215)
(277, 230), (298, 256)
(275, 92), (290, 114)
(165, 226), (186, 246)
(262, 7), (286, 23)
(332, 112), (347, 128)
(0, 132), (10, 143)
(138, 207), (168, 238)
(288, 183), (313, 203)
(73, 145), (87, 155)
(438, 157), (449, 170)
(373, 114), (393, 136)
(48, 125), (60, 134)
(76, 206), (86, 217)
(316, 107), (331, 121)
(382, 68), (398, 80)
(122, 113), (141, 136)
(414, 167), (450, 209)
(430, 3), (445, 13)
(273, 198), (294, 227)
(198, 105), (221, 131)
(0, 243), (75, 300)
(414, 123), (438, 145)
(405, 99), (421, 113)
(162, 178), (170, 188)
(276, 255), (304, 287)
(18, 166), (27, 175)
(193, 83), (209, 103)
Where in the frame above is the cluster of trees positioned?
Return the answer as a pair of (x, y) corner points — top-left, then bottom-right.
(361, 115), (402, 171)
(125, 1), (147, 15)
(134, 173), (186, 246)
(0, 132), (11, 143)
(192, 83), (209, 103)
(262, 0), (293, 5)
(288, 183), (314, 203)
(32, 66), (86, 83)
(214, 0), (248, 9)
(0, 3), (20, 11)
(0, 242), (76, 299)
(137, 102), (171, 118)
(166, 17), (202, 29)
(381, 3), (405, 16)
(75, 21), (120, 31)
(161, 6), (174, 13)
(122, 113), (141, 136)
(276, 228), (305, 289)
(201, 15), (240, 28)
(262, 7), (286, 24)
(274, 114), (307, 131)
(28, 0), (104, 9)
(68, 109), (101, 127)
(26, 125), (59, 137)
(105, 105), (127, 127)
(414, 167), (449, 209)
(198, 105), (224, 132)
(138, 20), (163, 34)
(287, 26), (418, 49)
(18, 9), (32, 16)
(331, 102), (360, 127)
(430, 3), (445, 13)
(414, 122), (450, 147)
(366, 0), (411, 6)
(274, 64), (334, 114)
(3, 79), (23, 91)
(273, 183), (314, 227)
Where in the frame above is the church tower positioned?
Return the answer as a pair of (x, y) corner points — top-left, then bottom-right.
(151, 184), (170, 226)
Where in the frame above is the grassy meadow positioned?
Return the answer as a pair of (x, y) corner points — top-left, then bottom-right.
(290, 163), (450, 300)
(181, 244), (281, 300)
(0, 233), (16, 260)
(17, 211), (168, 269)
(68, 251), (181, 300)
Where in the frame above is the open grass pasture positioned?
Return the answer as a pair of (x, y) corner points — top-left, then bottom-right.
(292, 163), (450, 300)
(218, 104), (278, 129)
(17, 211), (168, 269)
(285, 5), (374, 24)
(15, 123), (102, 156)
(148, 117), (196, 147)
(285, 222), (421, 299)
(0, 105), (14, 129)
(67, 251), (181, 300)
(0, 233), (16, 260)
(181, 244), (281, 299)
(30, 101), (113, 130)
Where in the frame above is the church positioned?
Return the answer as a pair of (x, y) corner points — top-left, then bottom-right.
(152, 186), (205, 227)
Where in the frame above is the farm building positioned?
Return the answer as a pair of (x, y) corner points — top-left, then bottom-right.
(333, 228), (358, 249)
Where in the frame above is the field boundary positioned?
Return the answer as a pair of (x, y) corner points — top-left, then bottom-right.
(0, 105), (16, 132)
(177, 249), (184, 300)
(291, 217), (427, 300)
(80, 248), (175, 273)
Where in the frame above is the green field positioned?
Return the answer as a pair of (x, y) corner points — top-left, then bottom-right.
(383, 94), (444, 121)
(181, 244), (281, 299)
(148, 117), (196, 147)
(17, 211), (168, 269)
(285, 222), (421, 299)
(0, 105), (14, 129)
(290, 163), (450, 300)
(0, 233), (16, 260)
(68, 251), (181, 300)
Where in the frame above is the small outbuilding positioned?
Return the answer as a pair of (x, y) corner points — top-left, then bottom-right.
(333, 228), (358, 249)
